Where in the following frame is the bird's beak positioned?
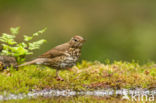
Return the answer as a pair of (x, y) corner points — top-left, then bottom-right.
(83, 39), (86, 42)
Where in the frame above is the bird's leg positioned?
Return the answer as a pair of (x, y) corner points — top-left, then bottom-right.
(72, 66), (80, 73)
(56, 69), (64, 81)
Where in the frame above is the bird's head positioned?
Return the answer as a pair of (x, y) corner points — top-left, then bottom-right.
(69, 35), (85, 48)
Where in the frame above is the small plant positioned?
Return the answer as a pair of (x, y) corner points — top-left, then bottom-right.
(0, 27), (47, 63)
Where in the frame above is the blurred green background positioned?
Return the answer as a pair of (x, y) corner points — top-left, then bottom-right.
(0, 0), (156, 63)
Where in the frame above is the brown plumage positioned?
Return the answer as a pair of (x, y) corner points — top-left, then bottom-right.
(18, 35), (85, 80)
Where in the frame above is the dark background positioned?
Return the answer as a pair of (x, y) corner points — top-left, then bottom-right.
(0, 0), (156, 63)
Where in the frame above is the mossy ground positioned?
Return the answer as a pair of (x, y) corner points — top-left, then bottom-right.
(0, 60), (155, 94)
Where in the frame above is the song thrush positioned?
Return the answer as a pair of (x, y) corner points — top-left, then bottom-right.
(18, 35), (85, 80)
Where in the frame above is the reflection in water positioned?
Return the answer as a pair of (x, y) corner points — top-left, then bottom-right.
(0, 89), (155, 101)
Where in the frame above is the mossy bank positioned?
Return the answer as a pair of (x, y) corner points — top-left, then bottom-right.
(0, 61), (155, 94)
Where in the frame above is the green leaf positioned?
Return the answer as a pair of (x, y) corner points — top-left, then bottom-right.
(28, 39), (46, 50)
(2, 44), (9, 49)
(38, 27), (47, 34)
(24, 35), (33, 41)
(16, 42), (27, 48)
(33, 27), (47, 36)
(0, 33), (16, 45)
(0, 33), (15, 39)
(1, 50), (10, 55)
(32, 33), (38, 36)
(10, 27), (20, 35)
(8, 39), (17, 45)
(0, 27), (47, 63)
(12, 47), (28, 56)
(20, 58), (26, 62)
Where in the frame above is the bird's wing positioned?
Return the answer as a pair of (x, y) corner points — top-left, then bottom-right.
(39, 43), (70, 58)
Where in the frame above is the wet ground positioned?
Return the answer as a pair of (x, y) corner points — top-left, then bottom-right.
(0, 89), (156, 103)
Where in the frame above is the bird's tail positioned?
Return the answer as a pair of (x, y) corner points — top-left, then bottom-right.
(17, 58), (46, 67)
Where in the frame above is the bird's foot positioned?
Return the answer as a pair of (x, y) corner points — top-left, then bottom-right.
(72, 66), (80, 73)
(55, 76), (64, 81)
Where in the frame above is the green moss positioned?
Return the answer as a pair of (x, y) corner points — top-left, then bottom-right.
(0, 60), (155, 94)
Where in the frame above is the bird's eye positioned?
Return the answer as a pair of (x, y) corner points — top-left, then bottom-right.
(74, 39), (78, 42)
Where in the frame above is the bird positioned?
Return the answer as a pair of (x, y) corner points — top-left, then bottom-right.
(18, 35), (85, 80)
(0, 56), (17, 70)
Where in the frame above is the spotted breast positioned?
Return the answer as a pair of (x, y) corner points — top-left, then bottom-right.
(58, 48), (81, 69)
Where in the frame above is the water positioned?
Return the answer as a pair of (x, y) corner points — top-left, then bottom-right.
(0, 88), (155, 101)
